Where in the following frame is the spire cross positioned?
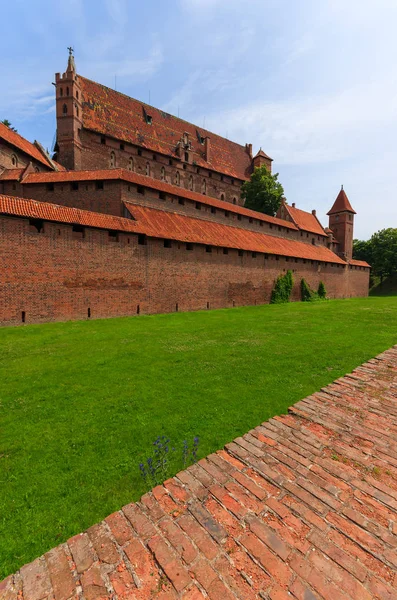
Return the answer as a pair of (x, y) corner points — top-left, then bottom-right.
(341, 184), (344, 190)
(67, 46), (74, 56)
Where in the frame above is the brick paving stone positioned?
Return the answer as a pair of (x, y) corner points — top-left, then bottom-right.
(4, 345), (397, 599)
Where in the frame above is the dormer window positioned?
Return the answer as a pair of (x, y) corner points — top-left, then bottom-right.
(143, 106), (152, 125)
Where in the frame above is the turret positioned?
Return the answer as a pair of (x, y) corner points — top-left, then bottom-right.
(252, 148), (272, 172)
(54, 47), (82, 170)
(327, 186), (356, 260)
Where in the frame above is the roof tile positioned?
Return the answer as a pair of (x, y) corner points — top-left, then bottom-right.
(0, 123), (52, 168)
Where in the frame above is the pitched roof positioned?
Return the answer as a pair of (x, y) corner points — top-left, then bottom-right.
(123, 202), (346, 263)
(253, 148), (272, 160)
(79, 75), (253, 180)
(283, 203), (327, 236)
(0, 122), (52, 169)
(22, 168), (299, 230)
(0, 168), (24, 181)
(327, 188), (356, 215)
(350, 258), (370, 267)
(0, 195), (138, 232)
(0, 194), (346, 264)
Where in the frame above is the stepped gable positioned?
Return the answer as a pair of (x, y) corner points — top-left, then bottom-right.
(327, 188), (356, 215)
(2, 346), (397, 599)
(79, 75), (253, 180)
(21, 168), (299, 230)
(0, 193), (344, 263)
(283, 202), (327, 236)
(0, 122), (53, 169)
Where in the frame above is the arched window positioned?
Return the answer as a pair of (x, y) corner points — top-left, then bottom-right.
(66, 87), (69, 96)
(35, 166), (40, 172)
(146, 162), (150, 176)
(175, 171), (180, 186)
(62, 104), (67, 115)
(233, 197), (237, 204)
(128, 157), (134, 171)
(189, 175), (193, 191)
(60, 88), (63, 97)
(161, 166), (165, 181)
(11, 154), (18, 167)
(110, 151), (116, 168)
(202, 179), (206, 195)
(220, 193), (225, 201)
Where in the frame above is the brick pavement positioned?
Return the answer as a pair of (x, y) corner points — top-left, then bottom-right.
(2, 346), (397, 599)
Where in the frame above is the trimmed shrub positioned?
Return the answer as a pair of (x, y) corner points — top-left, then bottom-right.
(301, 278), (314, 302)
(270, 270), (293, 304)
(318, 281), (327, 299)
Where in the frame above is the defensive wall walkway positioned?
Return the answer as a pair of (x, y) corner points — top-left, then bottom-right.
(2, 347), (397, 599)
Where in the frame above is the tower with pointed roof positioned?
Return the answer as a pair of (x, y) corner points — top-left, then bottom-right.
(252, 148), (272, 172)
(327, 186), (356, 260)
(54, 48), (82, 170)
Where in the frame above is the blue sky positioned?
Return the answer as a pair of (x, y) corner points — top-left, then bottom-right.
(2, 0), (396, 239)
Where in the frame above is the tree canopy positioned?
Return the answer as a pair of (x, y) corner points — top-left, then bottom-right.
(353, 228), (397, 281)
(1, 119), (17, 132)
(241, 165), (284, 216)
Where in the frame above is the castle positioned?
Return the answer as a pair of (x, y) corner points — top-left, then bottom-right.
(0, 51), (369, 326)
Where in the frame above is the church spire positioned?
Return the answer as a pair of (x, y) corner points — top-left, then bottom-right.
(67, 46), (76, 73)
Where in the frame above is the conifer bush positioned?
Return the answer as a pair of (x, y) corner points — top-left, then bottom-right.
(270, 270), (293, 303)
(301, 278), (314, 301)
(318, 281), (327, 299)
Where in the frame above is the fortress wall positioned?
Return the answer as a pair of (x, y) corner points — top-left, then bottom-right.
(0, 214), (369, 327)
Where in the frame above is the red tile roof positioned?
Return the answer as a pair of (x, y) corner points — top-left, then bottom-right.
(123, 202), (346, 263)
(350, 258), (370, 267)
(0, 193), (345, 264)
(254, 148), (272, 160)
(0, 122), (52, 169)
(0, 168), (24, 181)
(79, 76), (254, 180)
(327, 188), (356, 215)
(0, 195), (138, 232)
(22, 168), (299, 230)
(283, 203), (327, 236)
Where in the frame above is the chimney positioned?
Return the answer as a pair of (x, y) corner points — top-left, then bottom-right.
(245, 143), (253, 158)
(292, 203), (296, 208)
(204, 136), (211, 162)
(312, 209), (316, 216)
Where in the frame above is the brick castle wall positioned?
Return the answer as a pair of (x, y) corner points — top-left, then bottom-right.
(0, 214), (369, 327)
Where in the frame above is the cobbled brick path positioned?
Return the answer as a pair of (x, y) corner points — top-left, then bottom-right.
(2, 346), (397, 599)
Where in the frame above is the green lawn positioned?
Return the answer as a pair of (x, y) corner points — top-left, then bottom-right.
(1, 297), (397, 578)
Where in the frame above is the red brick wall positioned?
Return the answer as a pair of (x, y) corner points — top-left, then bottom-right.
(0, 214), (370, 327)
(78, 129), (245, 205)
(0, 141), (47, 172)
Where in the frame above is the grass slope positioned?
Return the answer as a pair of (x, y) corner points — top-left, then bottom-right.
(370, 274), (397, 296)
(1, 297), (397, 577)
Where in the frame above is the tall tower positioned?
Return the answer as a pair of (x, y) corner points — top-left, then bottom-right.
(54, 48), (82, 170)
(327, 186), (356, 260)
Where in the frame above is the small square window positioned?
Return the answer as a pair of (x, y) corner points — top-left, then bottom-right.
(101, 136), (106, 145)
(164, 239), (172, 248)
(108, 230), (119, 241)
(178, 197), (185, 205)
(71, 182), (79, 191)
(138, 234), (147, 245)
(169, 158), (173, 166)
(159, 192), (166, 200)
(259, 221), (263, 227)
(137, 149), (142, 156)
(223, 248), (228, 255)
(46, 183), (54, 191)
(238, 249), (243, 257)
(252, 252), (257, 258)
(211, 207), (216, 214)
(249, 217), (253, 223)
(96, 181), (104, 190)
(72, 224), (84, 237)
(206, 245), (212, 253)
(195, 202), (201, 210)
(120, 143), (125, 151)
(186, 242), (193, 251)
(137, 186), (145, 195)
(237, 214), (242, 221)
(225, 211), (229, 217)
(209, 172), (212, 178)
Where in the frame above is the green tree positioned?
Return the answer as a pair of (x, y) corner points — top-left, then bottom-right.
(370, 228), (397, 282)
(353, 238), (372, 265)
(241, 165), (284, 216)
(1, 119), (17, 132)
